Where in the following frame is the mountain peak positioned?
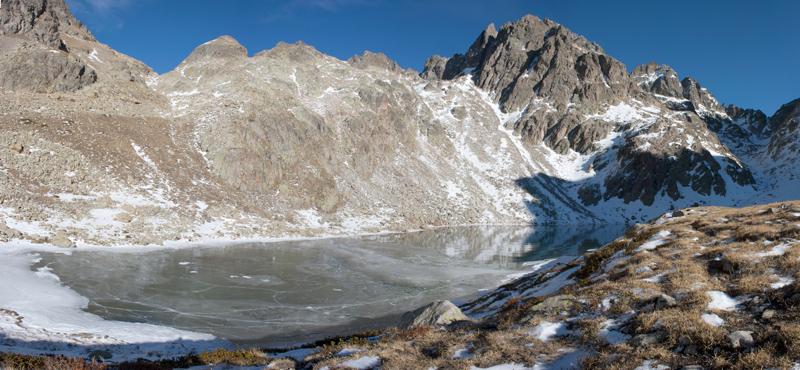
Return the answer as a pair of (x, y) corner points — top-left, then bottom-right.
(185, 35), (248, 63)
(256, 41), (326, 62)
(0, 0), (94, 50)
(484, 22), (497, 36)
(348, 50), (403, 73)
(769, 98), (800, 130)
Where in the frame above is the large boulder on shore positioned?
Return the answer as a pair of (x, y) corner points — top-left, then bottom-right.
(399, 300), (469, 328)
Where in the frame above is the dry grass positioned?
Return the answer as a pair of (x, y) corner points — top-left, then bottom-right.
(733, 348), (792, 370)
(0, 353), (106, 370)
(196, 348), (269, 366)
(774, 323), (800, 354)
(575, 239), (629, 282)
(635, 308), (727, 350)
(732, 272), (774, 295)
(581, 346), (675, 369)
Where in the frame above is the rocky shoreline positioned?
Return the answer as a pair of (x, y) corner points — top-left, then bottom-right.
(3, 201), (800, 369)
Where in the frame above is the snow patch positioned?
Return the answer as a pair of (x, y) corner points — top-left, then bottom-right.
(636, 230), (671, 251)
(771, 275), (794, 289)
(753, 242), (793, 258)
(706, 291), (740, 311)
(599, 319), (630, 344)
(453, 347), (473, 359)
(472, 364), (534, 370)
(336, 355), (381, 370)
(529, 321), (567, 342)
(88, 49), (103, 64)
(634, 360), (670, 370)
(701, 313), (725, 327)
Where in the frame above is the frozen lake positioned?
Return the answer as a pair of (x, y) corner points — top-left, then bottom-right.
(32, 225), (624, 346)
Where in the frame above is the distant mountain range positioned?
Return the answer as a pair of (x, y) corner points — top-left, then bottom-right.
(1, 0), (798, 246)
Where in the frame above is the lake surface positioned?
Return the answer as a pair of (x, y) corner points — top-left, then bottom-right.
(33, 225), (625, 346)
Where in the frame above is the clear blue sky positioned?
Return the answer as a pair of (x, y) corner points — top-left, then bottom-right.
(65, 0), (798, 114)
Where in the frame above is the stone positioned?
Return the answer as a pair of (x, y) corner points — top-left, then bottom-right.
(114, 212), (134, 223)
(707, 257), (737, 275)
(0, 222), (22, 239)
(399, 300), (469, 328)
(531, 295), (577, 311)
(631, 332), (664, 347)
(9, 143), (24, 153)
(640, 293), (677, 312)
(727, 331), (754, 349)
(50, 230), (74, 248)
(655, 294), (677, 309)
(761, 309), (776, 320)
(265, 358), (296, 370)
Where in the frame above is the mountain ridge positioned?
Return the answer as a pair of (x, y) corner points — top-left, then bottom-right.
(0, 0), (798, 246)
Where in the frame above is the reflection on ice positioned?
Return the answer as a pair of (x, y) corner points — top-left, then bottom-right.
(33, 225), (624, 345)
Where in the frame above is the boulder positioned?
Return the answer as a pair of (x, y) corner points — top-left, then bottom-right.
(0, 222), (22, 239)
(527, 295), (578, 316)
(652, 294), (677, 310)
(114, 212), (134, 223)
(727, 331), (754, 349)
(640, 293), (679, 312)
(50, 230), (74, 248)
(707, 256), (736, 275)
(631, 332), (664, 347)
(399, 300), (469, 328)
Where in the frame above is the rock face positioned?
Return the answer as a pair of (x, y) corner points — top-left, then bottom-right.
(426, 15), (756, 209)
(766, 98), (800, 159)
(0, 0), (101, 92)
(348, 51), (404, 73)
(0, 0), (93, 50)
(0, 47), (96, 92)
(399, 301), (469, 328)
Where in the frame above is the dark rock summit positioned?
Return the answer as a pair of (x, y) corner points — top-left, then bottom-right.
(767, 98), (800, 159)
(0, 0), (100, 92)
(0, 0), (93, 50)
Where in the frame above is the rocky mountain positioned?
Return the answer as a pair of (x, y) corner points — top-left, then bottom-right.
(424, 17), (758, 216)
(0, 0), (798, 246)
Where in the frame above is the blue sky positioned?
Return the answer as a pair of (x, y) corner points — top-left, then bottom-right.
(65, 0), (799, 114)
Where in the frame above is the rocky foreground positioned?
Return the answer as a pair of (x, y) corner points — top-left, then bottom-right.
(4, 201), (800, 369)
